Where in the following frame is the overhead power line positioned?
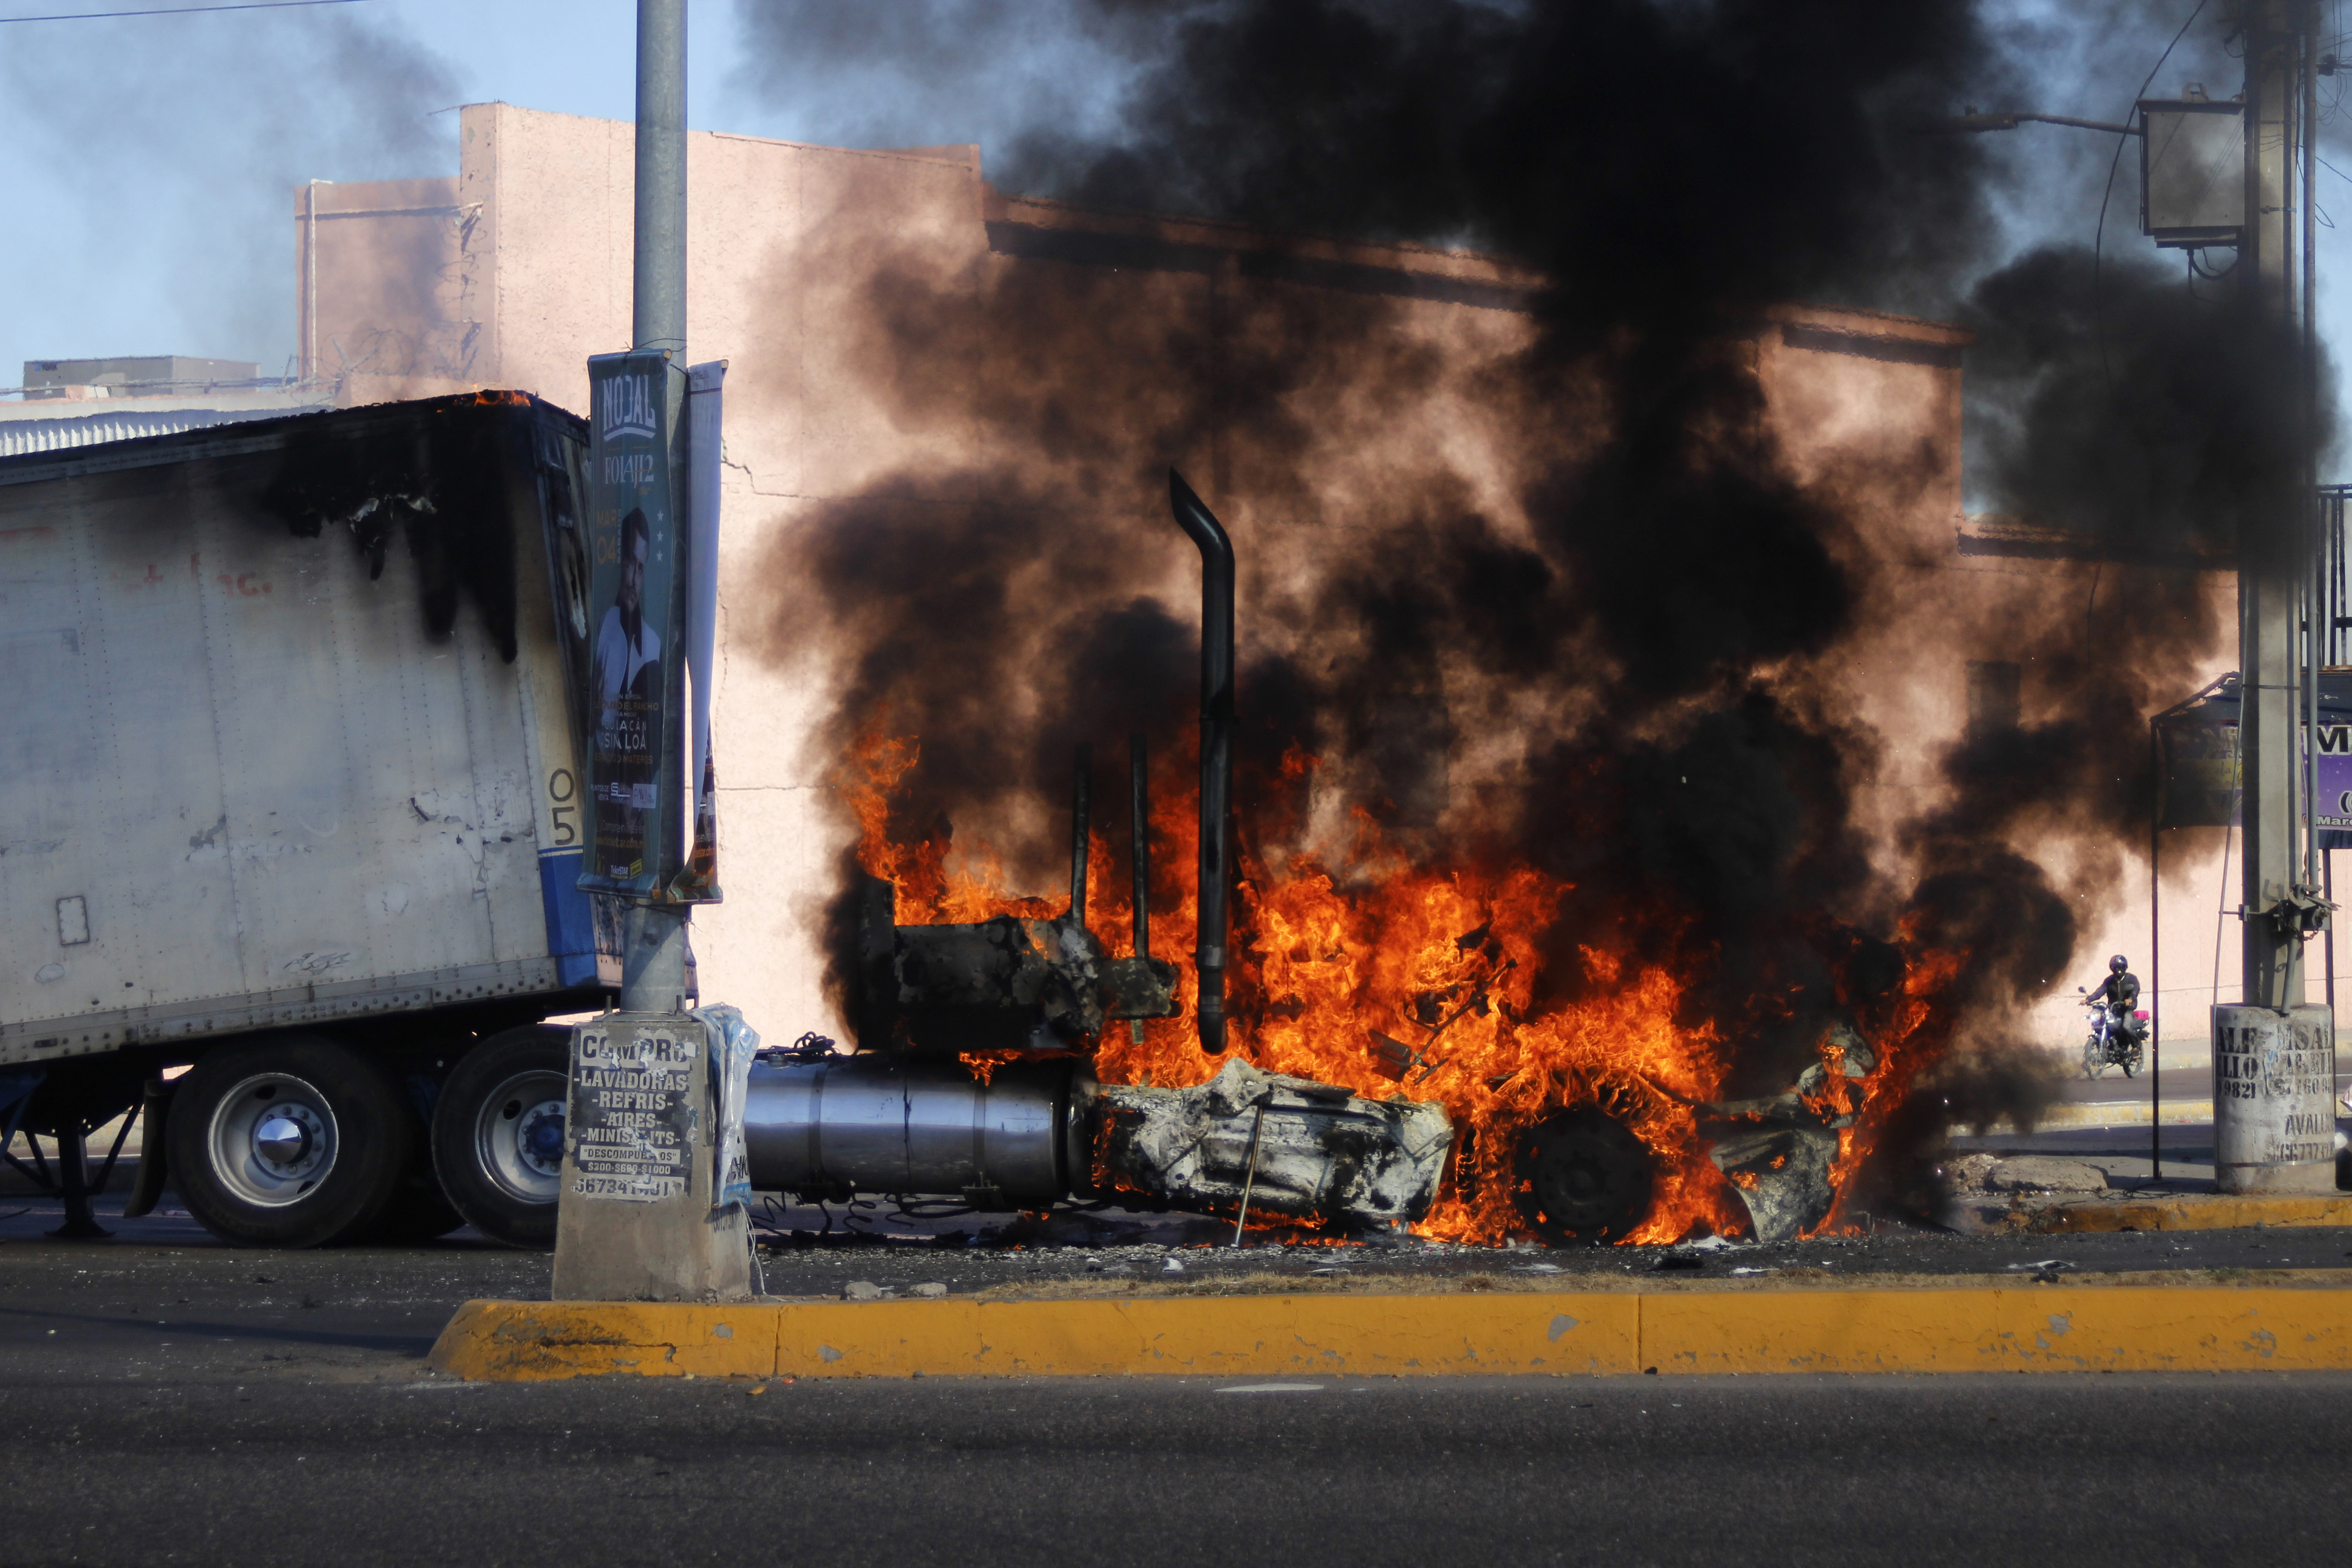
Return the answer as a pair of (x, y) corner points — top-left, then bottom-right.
(0, 0), (358, 21)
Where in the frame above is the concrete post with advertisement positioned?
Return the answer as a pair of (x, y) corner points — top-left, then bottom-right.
(551, 349), (753, 1301)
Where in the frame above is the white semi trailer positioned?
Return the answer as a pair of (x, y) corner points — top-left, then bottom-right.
(0, 393), (616, 1248)
(0, 406), (1459, 1251)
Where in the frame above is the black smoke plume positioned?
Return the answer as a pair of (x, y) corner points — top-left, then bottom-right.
(760, 1), (2318, 1208)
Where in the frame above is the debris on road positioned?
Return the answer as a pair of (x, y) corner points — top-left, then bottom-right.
(1097, 1058), (1452, 1231)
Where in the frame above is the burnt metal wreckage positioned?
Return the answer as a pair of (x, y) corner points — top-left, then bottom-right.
(736, 472), (1856, 1246)
(737, 472), (1451, 1238)
(1498, 1022), (1877, 1246)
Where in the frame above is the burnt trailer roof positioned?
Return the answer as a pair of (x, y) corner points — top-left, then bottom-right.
(0, 391), (588, 666)
(0, 389), (584, 489)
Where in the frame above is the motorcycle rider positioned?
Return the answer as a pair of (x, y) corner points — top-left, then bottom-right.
(2086, 954), (2145, 1050)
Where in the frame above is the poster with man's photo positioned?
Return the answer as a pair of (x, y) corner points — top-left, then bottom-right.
(580, 351), (687, 897)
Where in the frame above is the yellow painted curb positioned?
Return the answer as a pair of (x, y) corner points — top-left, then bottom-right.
(433, 1301), (782, 1380)
(1645, 1287), (2349, 1373)
(2029, 1194), (2352, 1234)
(427, 1285), (2352, 1382)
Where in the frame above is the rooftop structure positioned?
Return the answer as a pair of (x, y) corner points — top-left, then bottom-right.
(19, 355), (264, 399)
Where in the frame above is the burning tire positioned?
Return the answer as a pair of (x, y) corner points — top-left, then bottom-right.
(1512, 1107), (1655, 1245)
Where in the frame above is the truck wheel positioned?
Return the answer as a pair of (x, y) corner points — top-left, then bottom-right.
(166, 1036), (409, 1248)
(431, 1025), (570, 1249)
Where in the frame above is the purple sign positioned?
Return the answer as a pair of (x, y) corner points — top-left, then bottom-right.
(2315, 721), (2352, 836)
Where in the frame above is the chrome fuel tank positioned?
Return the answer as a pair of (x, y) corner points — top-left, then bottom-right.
(743, 1054), (1093, 1204)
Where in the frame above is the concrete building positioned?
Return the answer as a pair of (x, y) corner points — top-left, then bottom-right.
(297, 102), (2250, 1062)
(3, 355), (331, 459)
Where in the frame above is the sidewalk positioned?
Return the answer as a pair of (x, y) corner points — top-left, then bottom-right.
(1940, 1130), (2352, 1231)
(1981, 1063), (2351, 1132)
(2022, 1191), (2352, 1233)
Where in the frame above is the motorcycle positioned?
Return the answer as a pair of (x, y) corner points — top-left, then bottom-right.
(2077, 988), (2146, 1079)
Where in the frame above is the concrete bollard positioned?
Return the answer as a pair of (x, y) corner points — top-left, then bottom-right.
(2210, 1004), (2338, 1196)
(551, 1010), (753, 1302)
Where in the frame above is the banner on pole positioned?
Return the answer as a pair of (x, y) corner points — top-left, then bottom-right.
(2156, 718), (2239, 830)
(580, 351), (688, 897)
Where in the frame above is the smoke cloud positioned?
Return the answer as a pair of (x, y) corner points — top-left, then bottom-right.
(0, 10), (458, 380)
(749, 1), (2325, 1206)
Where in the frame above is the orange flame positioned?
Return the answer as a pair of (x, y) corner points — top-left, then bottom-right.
(841, 726), (1964, 1245)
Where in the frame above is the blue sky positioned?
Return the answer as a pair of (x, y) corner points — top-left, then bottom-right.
(0, 0), (1145, 381)
(2, 0), (2346, 487)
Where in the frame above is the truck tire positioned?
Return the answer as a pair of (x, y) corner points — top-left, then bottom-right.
(166, 1035), (410, 1248)
(430, 1025), (571, 1249)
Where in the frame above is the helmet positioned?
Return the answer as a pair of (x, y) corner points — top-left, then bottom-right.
(2109, 954), (2129, 972)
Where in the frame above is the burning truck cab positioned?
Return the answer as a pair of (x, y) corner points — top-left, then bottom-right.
(267, 112), (2002, 1255)
(734, 474), (1459, 1237)
(730, 469), (1896, 1249)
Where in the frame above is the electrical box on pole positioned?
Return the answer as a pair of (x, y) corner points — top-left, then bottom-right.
(2138, 96), (2244, 247)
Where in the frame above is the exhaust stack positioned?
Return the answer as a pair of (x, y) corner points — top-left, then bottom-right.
(1170, 470), (1235, 1054)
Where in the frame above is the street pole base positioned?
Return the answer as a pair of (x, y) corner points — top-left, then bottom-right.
(551, 1011), (753, 1304)
(2216, 1161), (2340, 1196)
(2211, 1003), (2337, 1195)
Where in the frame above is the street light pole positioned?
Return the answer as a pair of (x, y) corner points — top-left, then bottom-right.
(619, 0), (693, 1015)
(2238, 0), (2302, 1012)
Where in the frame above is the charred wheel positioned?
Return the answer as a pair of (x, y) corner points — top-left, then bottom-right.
(166, 1034), (411, 1248)
(1512, 1107), (1655, 1245)
(430, 1025), (571, 1249)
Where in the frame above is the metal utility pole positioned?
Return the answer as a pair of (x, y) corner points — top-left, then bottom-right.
(1955, 14), (2338, 1191)
(633, 0), (687, 364)
(2211, 0), (2338, 1196)
(2237, 0), (2302, 1010)
(619, 0), (693, 1014)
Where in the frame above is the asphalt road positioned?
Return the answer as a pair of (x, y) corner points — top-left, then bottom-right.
(4, 1362), (2348, 1567)
(6, 1180), (2352, 1566)
(2045, 1062), (2352, 1105)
